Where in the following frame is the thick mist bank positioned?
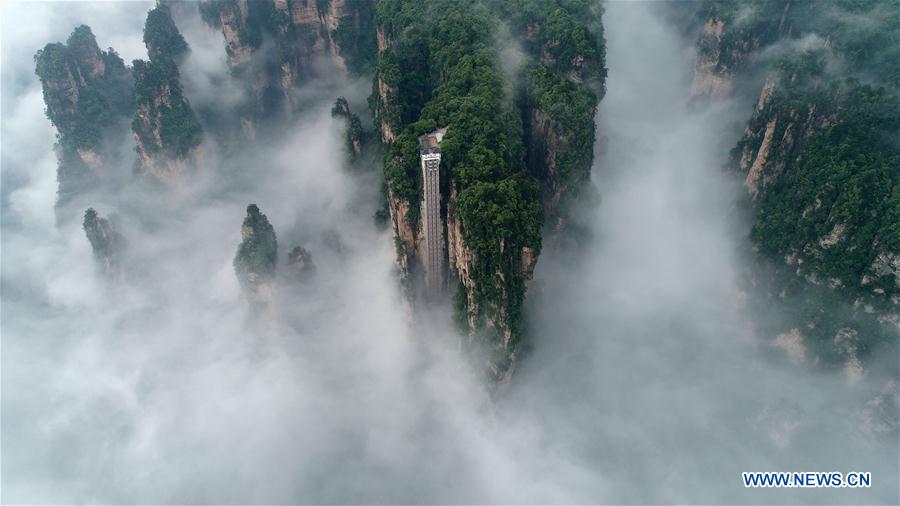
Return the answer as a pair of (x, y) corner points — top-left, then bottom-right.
(1, 1), (898, 504)
(514, 2), (898, 504)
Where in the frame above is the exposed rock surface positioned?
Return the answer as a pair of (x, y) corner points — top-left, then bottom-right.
(518, 11), (604, 237)
(870, 252), (900, 289)
(331, 96), (364, 161)
(690, 17), (735, 98)
(234, 204), (278, 302)
(287, 246), (315, 280)
(737, 79), (838, 199)
(525, 104), (595, 233)
(735, 68), (897, 295)
(83, 208), (124, 276)
(386, 187), (418, 278)
(373, 0), (605, 382)
(695, 0), (900, 372)
(132, 5), (203, 184)
(34, 25), (134, 206)
(772, 328), (807, 365)
(373, 77), (398, 144)
(199, 0), (376, 124)
(446, 185), (475, 326)
(688, 2), (792, 99)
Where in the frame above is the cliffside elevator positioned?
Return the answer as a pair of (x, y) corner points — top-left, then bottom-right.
(418, 127), (448, 293)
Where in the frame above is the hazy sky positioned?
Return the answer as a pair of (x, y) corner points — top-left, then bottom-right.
(1, 1), (897, 504)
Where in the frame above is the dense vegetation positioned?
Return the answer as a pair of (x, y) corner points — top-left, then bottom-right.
(693, 0), (785, 74)
(522, 61), (598, 225)
(143, 5), (189, 63)
(373, 0), (606, 362)
(332, 1), (378, 75)
(234, 204), (278, 286)
(83, 208), (124, 272)
(722, 10), (900, 296)
(375, 0), (544, 348)
(499, 0), (606, 83)
(750, 255), (898, 366)
(752, 79), (900, 294)
(331, 97), (366, 161)
(702, 0), (900, 364)
(524, 64), (598, 135)
(502, 0), (606, 233)
(34, 25), (134, 151)
(132, 61), (202, 157)
(369, 12), (432, 145)
(133, 6), (202, 158)
(34, 25), (134, 206)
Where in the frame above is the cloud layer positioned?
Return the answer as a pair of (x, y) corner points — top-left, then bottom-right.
(1, 1), (897, 504)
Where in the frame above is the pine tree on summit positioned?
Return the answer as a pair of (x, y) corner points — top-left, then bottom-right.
(83, 208), (124, 276)
(234, 204), (278, 299)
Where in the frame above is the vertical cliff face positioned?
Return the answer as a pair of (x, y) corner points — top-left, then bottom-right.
(689, 0), (900, 369)
(688, 2), (790, 98)
(527, 109), (565, 225)
(503, 1), (605, 237)
(283, 0), (349, 73)
(373, 78), (398, 144)
(735, 58), (842, 201)
(234, 204), (279, 303)
(132, 5), (203, 184)
(370, 20), (430, 148)
(83, 208), (124, 277)
(454, 175), (543, 381)
(205, 0), (292, 121)
(331, 97), (364, 161)
(372, 3), (549, 381)
(446, 183), (539, 382)
(371, 26), (397, 143)
(730, 36), (899, 298)
(371, 1), (605, 381)
(689, 0), (899, 102)
(373, 25), (413, 279)
(385, 186), (419, 280)
(34, 25), (134, 206)
(690, 17), (734, 97)
(743, 72), (899, 294)
(199, 0), (376, 125)
(523, 63), (600, 234)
